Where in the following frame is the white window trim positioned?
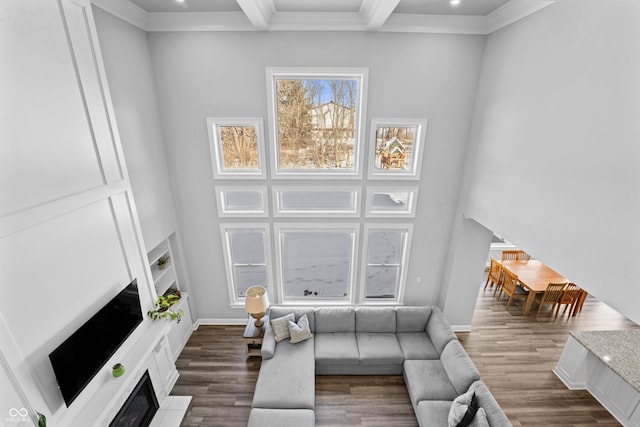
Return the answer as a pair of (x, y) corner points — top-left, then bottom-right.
(220, 223), (274, 307)
(272, 186), (361, 217)
(367, 118), (428, 180)
(266, 67), (369, 179)
(359, 224), (413, 304)
(274, 223), (360, 305)
(207, 117), (267, 180)
(215, 186), (268, 217)
(365, 187), (419, 218)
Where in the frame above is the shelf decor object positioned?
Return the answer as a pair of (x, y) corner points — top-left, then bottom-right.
(245, 285), (269, 327)
(112, 363), (125, 378)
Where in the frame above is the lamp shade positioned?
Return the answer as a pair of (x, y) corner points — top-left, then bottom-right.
(244, 285), (269, 315)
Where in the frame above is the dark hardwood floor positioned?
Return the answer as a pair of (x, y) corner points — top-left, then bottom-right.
(172, 286), (638, 426)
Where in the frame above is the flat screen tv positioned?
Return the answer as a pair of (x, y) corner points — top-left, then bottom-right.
(49, 280), (143, 407)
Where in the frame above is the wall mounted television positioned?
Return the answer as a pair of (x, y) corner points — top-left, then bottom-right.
(49, 279), (143, 407)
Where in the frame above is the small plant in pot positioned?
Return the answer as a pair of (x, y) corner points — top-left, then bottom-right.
(156, 255), (170, 270)
(147, 294), (183, 323)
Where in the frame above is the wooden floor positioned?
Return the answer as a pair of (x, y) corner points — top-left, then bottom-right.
(172, 287), (638, 426)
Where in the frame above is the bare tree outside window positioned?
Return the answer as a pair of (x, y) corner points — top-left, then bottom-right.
(219, 125), (259, 169)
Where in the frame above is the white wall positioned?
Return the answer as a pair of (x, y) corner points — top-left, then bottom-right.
(145, 31), (486, 320)
(92, 7), (178, 252)
(0, 1), (164, 424)
(464, 0), (640, 324)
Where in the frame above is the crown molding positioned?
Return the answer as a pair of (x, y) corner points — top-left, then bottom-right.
(487, 0), (555, 33)
(90, 0), (555, 35)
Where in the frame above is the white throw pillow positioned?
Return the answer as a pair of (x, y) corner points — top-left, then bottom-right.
(288, 313), (313, 344)
(448, 389), (477, 427)
(467, 408), (489, 427)
(271, 313), (295, 342)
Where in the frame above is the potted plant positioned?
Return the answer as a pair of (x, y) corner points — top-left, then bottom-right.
(156, 255), (170, 270)
(147, 294), (183, 323)
(37, 412), (46, 427)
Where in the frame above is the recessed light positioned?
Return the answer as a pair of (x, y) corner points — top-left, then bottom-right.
(450, 0), (461, 6)
(175, 0), (185, 3)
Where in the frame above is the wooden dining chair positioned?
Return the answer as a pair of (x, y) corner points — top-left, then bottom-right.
(499, 269), (529, 311)
(535, 282), (568, 319)
(484, 257), (503, 292)
(501, 250), (530, 262)
(556, 282), (582, 317)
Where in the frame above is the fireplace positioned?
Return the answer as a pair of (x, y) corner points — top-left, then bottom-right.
(109, 371), (159, 427)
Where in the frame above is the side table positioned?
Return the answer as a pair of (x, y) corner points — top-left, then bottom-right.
(243, 315), (268, 358)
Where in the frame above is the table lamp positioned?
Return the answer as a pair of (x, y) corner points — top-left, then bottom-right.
(245, 285), (269, 327)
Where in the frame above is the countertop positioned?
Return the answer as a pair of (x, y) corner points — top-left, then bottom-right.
(571, 329), (640, 392)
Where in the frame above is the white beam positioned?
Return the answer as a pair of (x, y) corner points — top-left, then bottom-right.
(359, 0), (400, 30)
(236, 0), (275, 31)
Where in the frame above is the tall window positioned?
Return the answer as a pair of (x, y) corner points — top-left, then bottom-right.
(220, 224), (272, 305)
(361, 225), (412, 303)
(275, 224), (359, 303)
(266, 68), (368, 178)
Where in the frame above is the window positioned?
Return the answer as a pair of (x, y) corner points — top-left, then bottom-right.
(220, 224), (272, 305)
(360, 225), (412, 303)
(275, 224), (359, 303)
(365, 187), (419, 218)
(272, 186), (361, 217)
(266, 68), (368, 178)
(215, 186), (268, 217)
(368, 119), (428, 180)
(207, 118), (266, 179)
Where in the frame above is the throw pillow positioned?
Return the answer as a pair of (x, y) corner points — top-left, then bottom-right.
(448, 390), (479, 427)
(467, 408), (489, 427)
(271, 313), (295, 342)
(288, 313), (313, 344)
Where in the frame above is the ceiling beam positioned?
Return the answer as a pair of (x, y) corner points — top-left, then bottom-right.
(236, 0), (276, 31)
(359, 0), (400, 30)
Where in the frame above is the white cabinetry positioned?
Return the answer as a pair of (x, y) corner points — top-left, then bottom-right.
(147, 234), (194, 361)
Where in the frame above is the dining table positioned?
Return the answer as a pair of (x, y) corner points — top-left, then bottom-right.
(501, 259), (569, 315)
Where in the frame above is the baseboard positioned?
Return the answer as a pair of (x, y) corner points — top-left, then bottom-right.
(451, 325), (471, 332)
(195, 318), (246, 328)
(552, 366), (587, 390)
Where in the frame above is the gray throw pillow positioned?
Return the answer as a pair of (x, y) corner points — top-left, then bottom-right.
(271, 313), (295, 342)
(288, 313), (313, 344)
(448, 389), (476, 427)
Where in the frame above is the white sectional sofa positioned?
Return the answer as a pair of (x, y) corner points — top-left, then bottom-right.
(249, 306), (511, 427)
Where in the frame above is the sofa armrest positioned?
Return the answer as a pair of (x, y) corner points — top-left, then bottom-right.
(261, 321), (276, 359)
(425, 307), (457, 354)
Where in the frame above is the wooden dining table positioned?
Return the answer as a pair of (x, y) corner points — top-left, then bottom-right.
(501, 259), (569, 315)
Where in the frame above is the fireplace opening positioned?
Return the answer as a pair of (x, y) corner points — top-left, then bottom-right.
(109, 370), (159, 427)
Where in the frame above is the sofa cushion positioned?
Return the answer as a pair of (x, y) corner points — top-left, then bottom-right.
(356, 333), (404, 365)
(289, 314), (313, 344)
(247, 408), (315, 427)
(271, 313), (296, 342)
(397, 332), (439, 360)
(416, 400), (451, 427)
(440, 341), (481, 395)
(270, 307), (316, 332)
(252, 338), (315, 410)
(315, 307), (355, 333)
(403, 359), (458, 403)
(314, 332), (359, 366)
(469, 381), (512, 427)
(426, 307), (458, 354)
(396, 306), (432, 332)
(449, 390), (478, 427)
(355, 307), (396, 333)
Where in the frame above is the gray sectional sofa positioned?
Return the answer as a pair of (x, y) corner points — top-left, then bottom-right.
(249, 306), (511, 427)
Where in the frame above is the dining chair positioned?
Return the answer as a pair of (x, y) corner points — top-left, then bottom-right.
(535, 282), (568, 319)
(556, 282), (581, 317)
(484, 257), (503, 292)
(500, 268), (529, 311)
(501, 250), (530, 262)
(571, 289), (589, 316)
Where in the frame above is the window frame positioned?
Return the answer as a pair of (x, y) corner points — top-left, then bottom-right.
(365, 187), (419, 218)
(220, 223), (274, 307)
(215, 186), (268, 217)
(207, 117), (267, 179)
(266, 67), (369, 179)
(274, 223), (360, 305)
(359, 224), (413, 304)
